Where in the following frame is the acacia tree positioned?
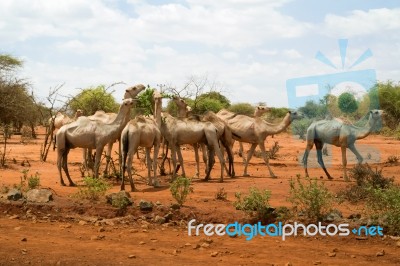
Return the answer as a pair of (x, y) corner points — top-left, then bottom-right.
(338, 92), (358, 115)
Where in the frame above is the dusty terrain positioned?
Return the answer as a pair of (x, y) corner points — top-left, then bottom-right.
(0, 128), (399, 265)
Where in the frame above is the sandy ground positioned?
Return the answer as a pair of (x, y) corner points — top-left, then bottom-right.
(0, 128), (399, 265)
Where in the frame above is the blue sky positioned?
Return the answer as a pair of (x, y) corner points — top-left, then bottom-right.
(1, 0), (399, 107)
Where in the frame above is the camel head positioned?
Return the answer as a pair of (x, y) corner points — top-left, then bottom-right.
(119, 98), (136, 114)
(254, 106), (271, 117)
(124, 84), (146, 99)
(368, 109), (384, 131)
(288, 110), (303, 122)
(75, 109), (83, 118)
(172, 95), (188, 109)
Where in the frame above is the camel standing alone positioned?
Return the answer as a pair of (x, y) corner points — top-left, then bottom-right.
(56, 98), (135, 186)
(217, 109), (302, 177)
(302, 109), (383, 180)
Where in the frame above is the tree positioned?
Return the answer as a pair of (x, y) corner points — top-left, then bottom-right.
(338, 92), (358, 115)
(68, 85), (119, 116)
(298, 100), (327, 119)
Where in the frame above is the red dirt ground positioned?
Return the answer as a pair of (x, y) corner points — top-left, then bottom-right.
(0, 128), (399, 265)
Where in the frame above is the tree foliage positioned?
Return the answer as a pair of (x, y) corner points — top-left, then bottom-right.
(370, 81), (400, 129)
(228, 103), (254, 116)
(338, 92), (358, 114)
(68, 85), (119, 116)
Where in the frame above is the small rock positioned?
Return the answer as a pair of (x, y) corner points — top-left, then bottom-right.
(98, 227), (105, 232)
(130, 229), (138, 233)
(14, 227), (21, 230)
(26, 189), (53, 203)
(313, 261), (321, 265)
(163, 212), (173, 222)
(347, 213), (361, 219)
(155, 201), (162, 206)
(193, 244), (200, 249)
(396, 241), (400, 247)
(210, 251), (219, 257)
(21, 238), (27, 242)
(7, 189), (22, 201)
(21, 249), (27, 255)
(327, 252), (336, 257)
(332, 248), (339, 252)
(170, 203), (181, 210)
(200, 243), (210, 248)
(351, 255), (356, 258)
(128, 255), (136, 259)
(204, 238), (213, 244)
(285, 263), (293, 266)
(184, 243), (191, 247)
(324, 210), (342, 222)
(139, 241), (146, 245)
(356, 236), (368, 240)
(154, 215), (166, 224)
(139, 200), (153, 211)
(172, 249), (181, 255)
(78, 220), (87, 226)
(376, 249), (385, 256)
(9, 215), (19, 220)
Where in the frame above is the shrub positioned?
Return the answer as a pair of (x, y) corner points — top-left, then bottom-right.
(75, 177), (111, 201)
(366, 185), (400, 235)
(386, 155), (399, 164)
(28, 172), (40, 189)
(234, 187), (272, 220)
(291, 118), (313, 140)
(170, 176), (193, 206)
(228, 103), (254, 116)
(215, 187), (227, 200)
(111, 193), (131, 210)
(288, 176), (334, 221)
(349, 164), (393, 189)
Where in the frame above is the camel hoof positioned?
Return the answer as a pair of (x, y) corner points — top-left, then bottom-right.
(69, 183), (77, 187)
(327, 176), (334, 180)
(243, 173), (250, 177)
(271, 176), (277, 179)
(60, 183), (66, 187)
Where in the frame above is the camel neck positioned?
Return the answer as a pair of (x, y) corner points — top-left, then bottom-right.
(177, 108), (186, 119)
(355, 115), (375, 139)
(262, 113), (291, 135)
(154, 99), (162, 128)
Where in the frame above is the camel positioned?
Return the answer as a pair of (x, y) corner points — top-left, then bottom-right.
(172, 96), (235, 177)
(155, 93), (226, 182)
(120, 92), (162, 191)
(56, 98), (136, 186)
(83, 84), (146, 174)
(49, 109), (83, 150)
(302, 109), (384, 181)
(217, 109), (302, 177)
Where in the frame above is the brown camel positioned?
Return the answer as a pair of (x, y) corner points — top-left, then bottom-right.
(49, 109), (83, 150)
(155, 93), (226, 182)
(217, 109), (302, 177)
(302, 110), (384, 180)
(83, 84), (146, 174)
(56, 98), (135, 186)
(172, 96), (235, 177)
(120, 91), (162, 191)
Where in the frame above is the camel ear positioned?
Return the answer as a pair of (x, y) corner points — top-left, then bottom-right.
(288, 110), (292, 114)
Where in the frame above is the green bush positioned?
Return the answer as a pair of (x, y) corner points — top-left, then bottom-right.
(288, 176), (334, 221)
(75, 177), (111, 201)
(228, 103), (254, 116)
(349, 164), (393, 189)
(366, 185), (400, 235)
(215, 187), (227, 200)
(170, 176), (193, 206)
(291, 118), (313, 140)
(28, 172), (40, 189)
(234, 187), (272, 220)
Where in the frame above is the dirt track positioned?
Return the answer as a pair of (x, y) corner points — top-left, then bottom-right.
(0, 129), (399, 265)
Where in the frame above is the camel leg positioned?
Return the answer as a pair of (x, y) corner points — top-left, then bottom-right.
(214, 145), (225, 182)
(243, 143), (258, 176)
(341, 146), (348, 181)
(120, 144), (127, 191)
(145, 147), (152, 185)
(302, 141), (314, 177)
(348, 144), (363, 164)
(315, 141), (333, 179)
(176, 146), (186, 177)
(239, 142), (246, 164)
(259, 141), (276, 178)
(94, 147), (104, 179)
(126, 151), (136, 191)
(152, 142), (160, 187)
(57, 149), (66, 186)
(170, 145), (178, 180)
(193, 144), (200, 178)
(61, 149), (76, 186)
(104, 143), (113, 176)
(204, 146), (215, 181)
(200, 143), (208, 175)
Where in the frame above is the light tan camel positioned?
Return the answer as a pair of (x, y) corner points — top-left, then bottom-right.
(56, 98), (135, 186)
(156, 93), (226, 182)
(217, 109), (302, 177)
(83, 84), (146, 174)
(172, 96), (235, 177)
(302, 110), (384, 181)
(49, 109), (83, 150)
(120, 91), (162, 191)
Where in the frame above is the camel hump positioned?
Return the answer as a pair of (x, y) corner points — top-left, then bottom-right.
(187, 114), (201, 121)
(135, 116), (147, 123)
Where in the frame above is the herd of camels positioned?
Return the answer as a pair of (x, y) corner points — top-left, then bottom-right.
(49, 84), (384, 191)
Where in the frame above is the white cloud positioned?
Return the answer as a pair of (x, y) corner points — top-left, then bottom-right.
(323, 8), (400, 37)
